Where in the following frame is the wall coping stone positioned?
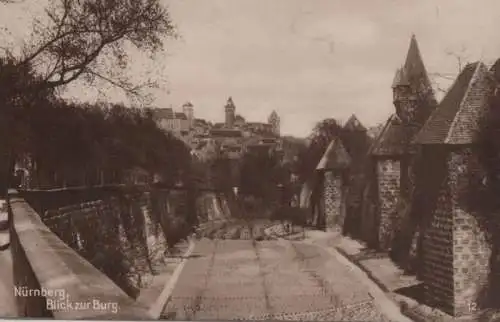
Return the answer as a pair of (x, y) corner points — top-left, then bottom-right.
(9, 190), (153, 320)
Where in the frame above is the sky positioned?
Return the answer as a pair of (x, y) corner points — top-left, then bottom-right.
(2, 0), (500, 137)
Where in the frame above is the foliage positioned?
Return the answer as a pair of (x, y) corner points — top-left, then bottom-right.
(3, 98), (190, 189)
(0, 0), (176, 191)
(295, 118), (343, 182)
(239, 149), (287, 204)
(2, 0), (175, 101)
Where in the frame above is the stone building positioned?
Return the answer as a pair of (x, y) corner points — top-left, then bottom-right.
(413, 61), (496, 316)
(314, 138), (351, 230)
(225, 97), (236, 128)
(364, 35), (437, 251)
(268, 110), (280, 136)
(182, 102), (194, 128)
(153, 105), (190, 135)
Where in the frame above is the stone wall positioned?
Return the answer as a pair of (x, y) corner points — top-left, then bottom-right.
(196, 192), (231, 222)
(323, 171), (344, 230)
(9, 190), (151, 319)
(376, 159), (401, 250)
(450, 149), (492, 316)
(422, 148), (493, 316)
(421, 163), (454, 314)
(41, 190), (169, 299)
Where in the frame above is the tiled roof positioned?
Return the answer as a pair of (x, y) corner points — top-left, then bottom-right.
(174, 112), (187, 120)
(316, 138), (351, 170)
(153, 108), (174, 119)
(210, 129), (243, 138)
(369, 114), (420, 156)
(414, 62), (492, 145)
(194, 118), (207, 125)
(343, 114), (367, 131)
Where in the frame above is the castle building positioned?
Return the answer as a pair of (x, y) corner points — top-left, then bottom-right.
(182, 102), (194, 128)
(225, 97), (236, 128)
(268, 110), (280, 136)
(153, 104), (191, 135)
(365, 35), (437, 251)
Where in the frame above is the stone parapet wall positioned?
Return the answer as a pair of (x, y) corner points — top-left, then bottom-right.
(376, 159), (401, 250)
(8, 190), (151, 319)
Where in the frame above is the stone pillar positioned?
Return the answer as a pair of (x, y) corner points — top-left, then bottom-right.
(376, 159), (401, 251)
(422, 149), (492, 316)
(323, 170), (343, 230)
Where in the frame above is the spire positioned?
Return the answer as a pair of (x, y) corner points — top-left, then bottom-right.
(225, 97), (235, 109)
(402, 34), (431, 88)
(268, 110), (279, 121)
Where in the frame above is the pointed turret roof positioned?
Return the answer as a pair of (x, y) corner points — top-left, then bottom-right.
(343, 114), (367, 131)
(402, 34), (433, 90)
(414, 62), (492, 145)
(316, 138), (351, 171)
(392, 67), (410, 88)
(490, 58), (500, 82)
(225, 97), (235, 109)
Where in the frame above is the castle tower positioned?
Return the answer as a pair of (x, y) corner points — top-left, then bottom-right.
(268, 110), (280, 136)
(315, 138), (351, 230)
(224, 97), (236, 128)
(182, 101), (194, 128)
(368, 34), (437, 252)
(392, 35), (436, 125)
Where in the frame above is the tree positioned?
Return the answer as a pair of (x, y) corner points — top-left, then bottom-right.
(4, 0), (174, 98)
(296, 118), (343, 182)
(0, 0), (176, 191)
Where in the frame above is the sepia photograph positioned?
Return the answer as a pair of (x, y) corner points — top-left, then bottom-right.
(1, 0), (500, 321)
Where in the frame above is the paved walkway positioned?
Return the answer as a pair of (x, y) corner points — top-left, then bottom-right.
(162, 237), (399, 321)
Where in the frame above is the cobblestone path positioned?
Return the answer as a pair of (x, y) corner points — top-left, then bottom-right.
(162, 239), (395, 321)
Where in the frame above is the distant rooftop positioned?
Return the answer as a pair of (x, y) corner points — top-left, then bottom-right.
(174, 112), (187, 120)
(210, 128), (243, 138)
(152, 107), (174, 119)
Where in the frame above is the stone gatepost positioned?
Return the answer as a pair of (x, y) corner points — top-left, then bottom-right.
(422, 149), (492, 316)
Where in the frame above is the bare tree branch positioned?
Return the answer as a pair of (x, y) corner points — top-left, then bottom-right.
(3, 0), (176, 102)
